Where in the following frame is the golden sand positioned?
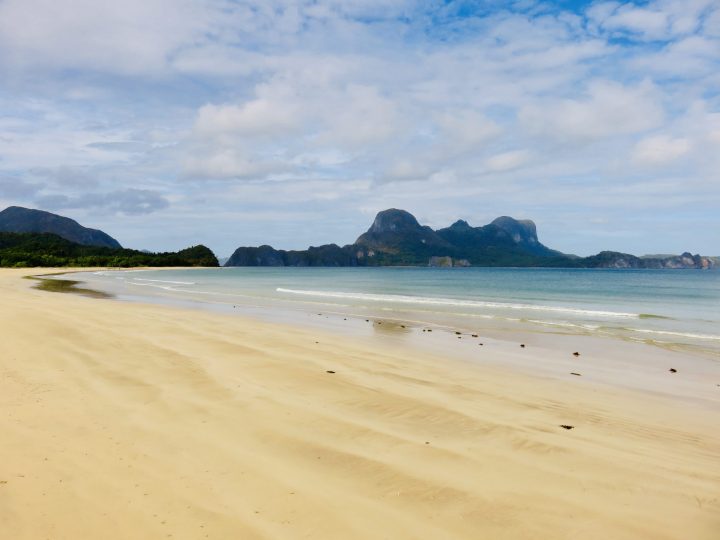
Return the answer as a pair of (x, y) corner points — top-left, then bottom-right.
(1, 269), (718, 539)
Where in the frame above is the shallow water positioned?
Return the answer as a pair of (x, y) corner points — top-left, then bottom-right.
(75, 267), (720, 357)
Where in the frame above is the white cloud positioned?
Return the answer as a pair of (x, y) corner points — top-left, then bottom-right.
(703, 8), (720, 38)
(630, 36), (720, 77)
(383, 159), (433, 181)
(0, 0), (211, 75)
(195, 98), (305, 139)
(602, 6), (669, 38)
(485, 150), (531, 172)
(587, 0), (716, 41)
(633, 135), (691, 164)
(35, 188), (169, 215)
(0, 0), (718, 255)
(434, 112), (502, 152)
(520, 80), (664, 140)
(313, 85), (404, 149)
(182, 149), (290, 180)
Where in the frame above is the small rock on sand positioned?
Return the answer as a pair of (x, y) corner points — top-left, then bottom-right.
(669, 368), (677, 373)
(573, 352), (580, 357)
(560, 425), (574, 430)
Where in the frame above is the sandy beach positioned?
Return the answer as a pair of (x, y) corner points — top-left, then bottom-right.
(1, 268), (718, 539)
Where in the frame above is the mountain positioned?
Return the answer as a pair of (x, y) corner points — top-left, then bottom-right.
(434, 215), (563, 261)
(354, 208), (451, 262)
(0, 206), (122, 249)
(0, 232), (219, 268)
(225, 209), (714, 269)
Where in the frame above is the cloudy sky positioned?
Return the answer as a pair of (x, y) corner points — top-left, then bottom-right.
(0, 0), (718, 257)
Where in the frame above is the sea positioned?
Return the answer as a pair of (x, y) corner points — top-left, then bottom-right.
(72, 267), (720, 358)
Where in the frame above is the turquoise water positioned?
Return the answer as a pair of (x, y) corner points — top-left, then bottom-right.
(80, 267), (720, 356)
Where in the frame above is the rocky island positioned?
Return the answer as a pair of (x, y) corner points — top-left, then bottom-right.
(226, 209), (714, 269)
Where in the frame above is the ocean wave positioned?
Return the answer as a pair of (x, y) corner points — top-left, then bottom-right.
(628, 328), (720, 341)
(132, 278), (197, 285)
(526, 319), (600, 330)
(276, 288), (640, 319)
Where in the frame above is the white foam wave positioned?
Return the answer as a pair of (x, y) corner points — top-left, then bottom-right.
(132, 278), (196, 285)
(527, 319), (600, 330)
(629, 328), (720, 341)
(275, 288), (639, 319)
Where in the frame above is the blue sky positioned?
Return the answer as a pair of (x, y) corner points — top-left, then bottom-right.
(0, 0), (718, 256)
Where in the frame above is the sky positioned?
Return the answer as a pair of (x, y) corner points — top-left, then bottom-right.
(0, 0), (718, 257)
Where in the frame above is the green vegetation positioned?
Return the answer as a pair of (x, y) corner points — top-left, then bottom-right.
(0, 232), (219, 268)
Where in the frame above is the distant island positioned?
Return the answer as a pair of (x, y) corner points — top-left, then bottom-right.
(0, 205), (714, 269)
(0, 206), (218, 268)
(226, 209), (715, 269)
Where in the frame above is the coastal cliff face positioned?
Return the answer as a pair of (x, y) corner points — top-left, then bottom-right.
(435, 215), (561, 258)
(354, 209), (452, 264)
(224, 208), (715, 269)
(428, 256), (471, 267)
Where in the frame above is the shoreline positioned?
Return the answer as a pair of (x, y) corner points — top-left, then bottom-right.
(2, 268), (719, 538)
(71, 267), (720, 358)
(42, 267), (720, 405)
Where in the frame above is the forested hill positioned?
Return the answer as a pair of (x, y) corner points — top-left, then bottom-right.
(0, 206), (122, 248)
(0, 232), (219, 268)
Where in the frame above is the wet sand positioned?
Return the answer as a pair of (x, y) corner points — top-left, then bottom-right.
(1, 268), (719, 539)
